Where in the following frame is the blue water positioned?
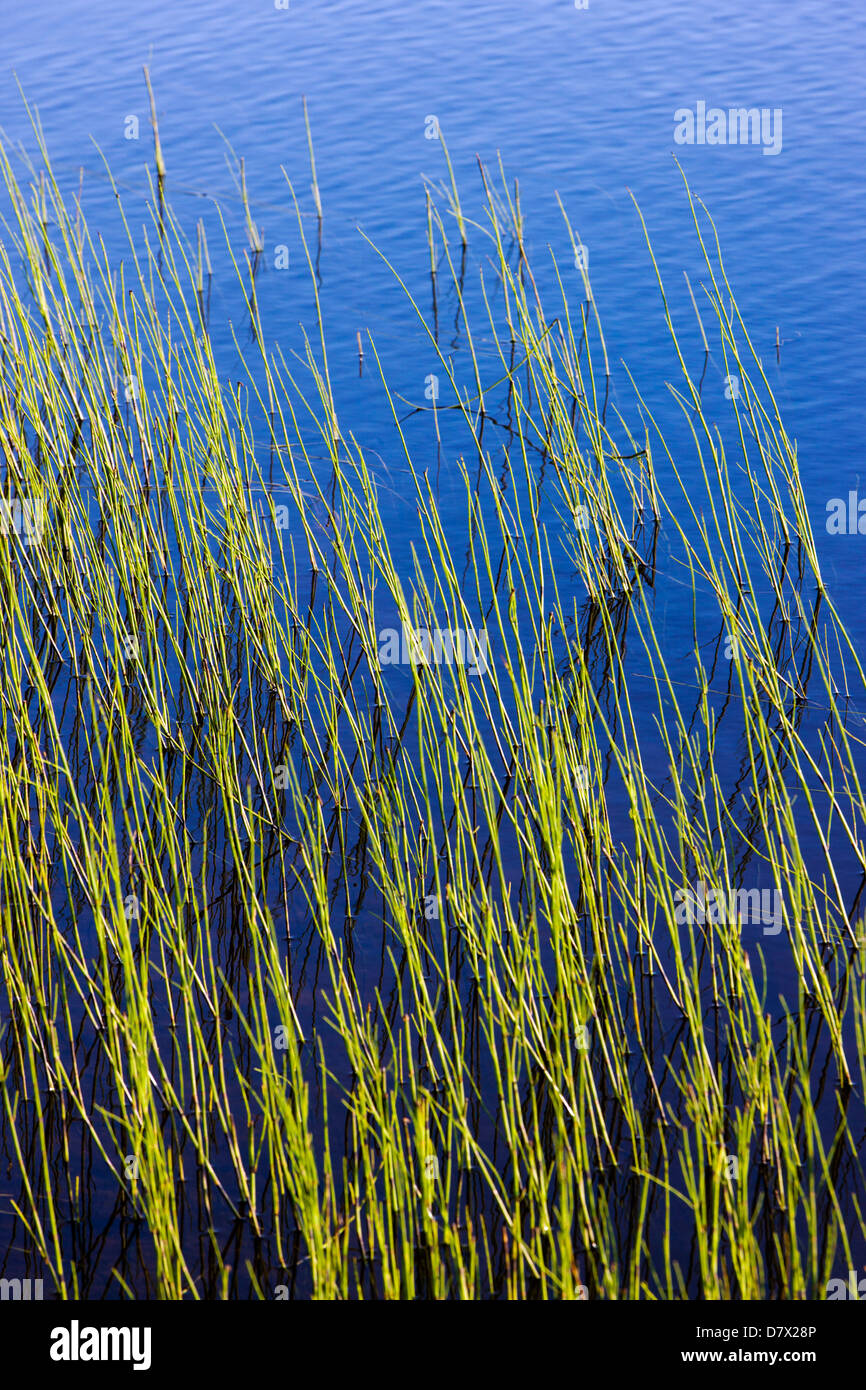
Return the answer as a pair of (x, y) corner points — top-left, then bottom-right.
(6, 1), (865, 599)
(2, 0), (865, 1297)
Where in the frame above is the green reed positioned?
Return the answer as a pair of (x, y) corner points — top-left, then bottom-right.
(0, 103), (864, 1300)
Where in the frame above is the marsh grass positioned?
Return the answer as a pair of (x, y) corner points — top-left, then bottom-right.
(0, 104), (865, 1299)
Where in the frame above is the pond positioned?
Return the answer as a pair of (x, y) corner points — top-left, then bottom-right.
(1, 0), (865, 1303)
